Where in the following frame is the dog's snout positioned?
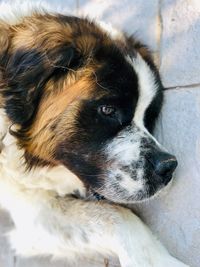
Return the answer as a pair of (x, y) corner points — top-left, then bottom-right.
(148, 150), (178, 184)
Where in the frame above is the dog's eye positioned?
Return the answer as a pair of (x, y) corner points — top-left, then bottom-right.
(98, 105), (116, 116)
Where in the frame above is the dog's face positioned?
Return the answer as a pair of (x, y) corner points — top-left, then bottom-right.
(0, 14), (177, 203)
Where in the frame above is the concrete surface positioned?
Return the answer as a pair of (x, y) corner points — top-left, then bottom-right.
(78, 0), (159, 50)
(160, 0), (200, 88)
(134, 87), (200, 267)
(0, 0), (199, 267)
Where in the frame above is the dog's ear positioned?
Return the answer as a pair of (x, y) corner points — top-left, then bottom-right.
(3, 42), (81, 126)
(1, 16), (102, 126)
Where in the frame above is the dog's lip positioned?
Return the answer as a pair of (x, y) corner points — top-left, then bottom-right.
(162, 173), (173, 185)
(152, 170), (174, 186)
(92, 191), (106, 200)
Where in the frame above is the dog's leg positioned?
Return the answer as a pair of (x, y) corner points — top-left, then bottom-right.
(7, 194), (189, 267)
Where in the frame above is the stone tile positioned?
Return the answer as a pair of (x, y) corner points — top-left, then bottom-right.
(38, 0), (78, 15)
(0, 0), (77, 18)
(78, 0), (159, 51)
(160, 0), (200, 87)
(134, 87), (200, 267)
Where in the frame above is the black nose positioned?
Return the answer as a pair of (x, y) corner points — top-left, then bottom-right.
(149, 151), (178, 184)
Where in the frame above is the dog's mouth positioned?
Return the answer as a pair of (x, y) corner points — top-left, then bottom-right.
(88, 173), (174, 203)
(92, 191), (106, 201)
(85, 188), (106, 201)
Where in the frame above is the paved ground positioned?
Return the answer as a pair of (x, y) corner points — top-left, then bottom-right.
(0, 0), (200, 266)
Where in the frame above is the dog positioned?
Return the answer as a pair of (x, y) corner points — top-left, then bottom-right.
(0, 4), (189, 267)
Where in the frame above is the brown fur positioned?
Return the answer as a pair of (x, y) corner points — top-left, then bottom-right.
(26, 75), (98, 164)
(9, 13), (112, 56)
(0, 21), (10, 54)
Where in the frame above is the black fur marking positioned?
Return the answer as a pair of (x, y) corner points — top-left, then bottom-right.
(144, 88), (163, 133)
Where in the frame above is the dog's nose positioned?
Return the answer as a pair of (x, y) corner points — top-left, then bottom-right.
(148, 150), (178, 184)
(155, 152), (178, 184)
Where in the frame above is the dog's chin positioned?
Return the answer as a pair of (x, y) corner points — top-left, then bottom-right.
(90, 189), (149, 204)
(90, 178), (174, 204)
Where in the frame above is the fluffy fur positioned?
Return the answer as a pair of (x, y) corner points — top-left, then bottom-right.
(0, 2), (189, 267)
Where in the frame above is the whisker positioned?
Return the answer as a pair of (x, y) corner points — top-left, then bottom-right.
(91, 70), (110, 91)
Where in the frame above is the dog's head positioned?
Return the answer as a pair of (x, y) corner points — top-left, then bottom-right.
(0, 14), (177, 203)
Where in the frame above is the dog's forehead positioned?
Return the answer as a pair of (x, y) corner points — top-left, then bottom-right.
(95, 52), (138, 98)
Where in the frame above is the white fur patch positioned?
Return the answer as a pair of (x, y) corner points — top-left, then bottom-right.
(98, 20), (126, 42)
(119, 172), (144, 194)
(106, 127), (141, 165)
(126, 54), (158, 128)
(103, 126), (147, 202)
(0, 135), (86, 197)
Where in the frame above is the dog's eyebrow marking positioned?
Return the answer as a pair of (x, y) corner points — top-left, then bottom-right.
(126, 54), (158, 128)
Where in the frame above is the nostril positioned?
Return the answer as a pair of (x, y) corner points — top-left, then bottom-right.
(147, 149), (178, 185)
(155, 157), (178, 179)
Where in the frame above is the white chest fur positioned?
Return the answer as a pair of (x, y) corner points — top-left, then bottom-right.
(0, 108), (85, 216)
